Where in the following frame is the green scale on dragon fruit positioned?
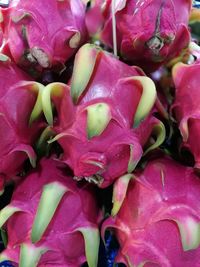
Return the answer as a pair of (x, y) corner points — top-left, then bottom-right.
(41, 43), (166, 188)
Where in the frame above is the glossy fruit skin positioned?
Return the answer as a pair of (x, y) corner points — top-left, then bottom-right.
(86, 0), (192, 71)
(42, 44), (165, 188)
(173, 62), (200, 169)
(0, 158), (100, 267)
(102, 157), (200, 267)
(0, 57), (42, 191)
(1, 0), (88, 74)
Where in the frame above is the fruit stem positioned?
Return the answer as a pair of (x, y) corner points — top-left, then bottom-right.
(111, 0), (117, 57)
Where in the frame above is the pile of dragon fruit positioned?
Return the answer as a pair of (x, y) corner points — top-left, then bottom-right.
(1, 0), (200, 266)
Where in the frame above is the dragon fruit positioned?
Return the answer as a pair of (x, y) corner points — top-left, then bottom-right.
(102, 157), (200, 266)
(1, 0), (88, 75)
(172, 62), (200, 168)
(41, 43), (165, 188)
(86, 0), (192, 71)
(0, 158), (100, 267)
(0, 54), (43, 192)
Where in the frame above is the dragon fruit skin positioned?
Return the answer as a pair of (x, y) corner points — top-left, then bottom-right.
(172, 62), (200, 168)
(86, 0), (192, 71)
(0, 55), (43, 191)
(42, 44), (165, 188)
(0, 158), (100, 267)
(1, 0), (88, 73)
(102, 157), (200, 266)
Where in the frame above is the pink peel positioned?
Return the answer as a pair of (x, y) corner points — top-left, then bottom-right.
(0, 57), (43, 190)
(86, 0), (192, 71)
(42, 44), (165, 187)
(2, 0), (88, 74)
(0, 158), (101, 267)
(103, 157), (200, 266)
(173, 62), (200, 168)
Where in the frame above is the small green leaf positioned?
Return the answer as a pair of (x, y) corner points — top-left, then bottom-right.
(47, 132), (69, 144)
(0, 205), (21, 228)
(128, 145), (135, 173)
(29, 82), (45, 125)
(0, 54), (10, 62)
(42, 82), (67, 125)
(31, 182), (67, 243)
(78, 227), (100, 267)
(12, 144), (37, 168)
(69, 32), (81, 48)
(112, 174), (133, 216)
(176, 218), (200, 251)
(71, 43), (101, 104)
(144, 121), (166, 155)
(11, 81), (44, 125)
(0, 228), (8, 248)
(133, 76), (156, 127)
(87, 102), (111, 139)
(127, 145), (142, 173)
(19, 243), (47, 267)
(36, 126), (55, 156)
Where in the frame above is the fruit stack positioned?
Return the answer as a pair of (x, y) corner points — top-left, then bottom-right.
(0, 1), (200, 266)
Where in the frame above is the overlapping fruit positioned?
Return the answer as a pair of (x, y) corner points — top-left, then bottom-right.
(0, 1), (199, 267)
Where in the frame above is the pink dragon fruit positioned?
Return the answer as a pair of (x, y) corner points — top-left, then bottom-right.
(102, 157), (200, 266)
(0, 54), (43, 192)
(172, 62), (200, 168)
(41, 43), (165, 188)
(1, 0), (88, 74)
(86, 0), (192, 71)
(0, 158), (100, 267)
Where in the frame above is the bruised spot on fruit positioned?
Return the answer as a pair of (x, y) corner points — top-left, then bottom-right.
(84, 174), (104, 185)
(74, 174), (104, 185)
(24, 51), (37, 64)
(145, 0), (166, 55)
(30, 47), (50, 68)
(146, 35), (164, 54)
